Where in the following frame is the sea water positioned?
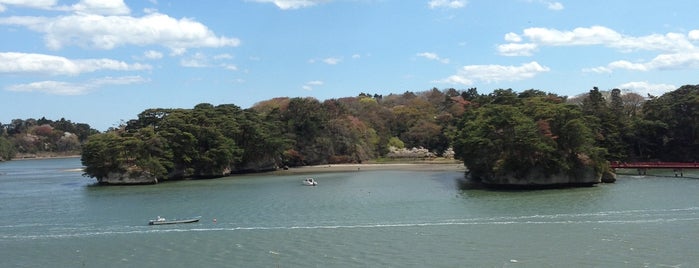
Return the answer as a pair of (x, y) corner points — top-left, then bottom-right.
(1, 158), (698, 267)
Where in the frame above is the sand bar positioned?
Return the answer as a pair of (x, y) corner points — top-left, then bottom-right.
(273, 161), (466, 175)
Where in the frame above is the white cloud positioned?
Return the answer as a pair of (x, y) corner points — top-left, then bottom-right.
(0, 52), (151, 75)
(170, 48), (187, 56)
(523, 26), (621, 46)
(180, 52), (208, 67)
(497, 43), (537, 56)
(546, 1), (563, 10)
(6, 75), (148, 95)
(607, 60), (649, 71)
(428, 0), (467, 9)
(500, 26), (698, 56)
(504, 32), (522, 42)
(441, 74), (473, 85)
(587, 52), (699, 72)
(0, 0), (130, 15)
(0, 12), (240, 52)
(70, 0), (130, 15)
(581, 66), (611, 74)
(689, 30), (699, 40)
(617, 81), (676, 97)
(302, 80), (323, 91)
(7, 80), (92, 95)
(524, 0), (563, 11)
(143, 50), (163, 59)
(180, 52), (239, 70)
(221, 64), (238, 71)
(0, 0), (59, 11)
(322, 57), (341, 65)
(440, 61), (550, 85)
(311, 55), (359, 64)
(614, 32), (696, 53)
(650, 52), (699, 69)
(499, 26), (699, 72)
(416, 52), (450, 64)
(249, 0), (329, 10)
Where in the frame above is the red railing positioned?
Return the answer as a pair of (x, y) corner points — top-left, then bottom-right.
(610, 162), (699, 169)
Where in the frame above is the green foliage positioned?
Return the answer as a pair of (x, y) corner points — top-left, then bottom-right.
(639, 85), (699, 161)
(280, 97), (331, 165)
(454, 93), (605, 181)
(76, 84), (698, 183)
(82, 103), (286, 180)
(81, 132), (124, 180)
(387, 136), (405, 149)
(627, 118), (667, 160)
(235, 109), (291, 170)
(0, 136), (15, 161)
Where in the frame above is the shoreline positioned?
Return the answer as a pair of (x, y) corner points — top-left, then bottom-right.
(11, 154), (81, 161)
(5, 156), (466, 176)
(271, 161), (466, 175)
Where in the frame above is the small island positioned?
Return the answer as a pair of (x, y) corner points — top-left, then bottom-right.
(452, 89), (616, 188)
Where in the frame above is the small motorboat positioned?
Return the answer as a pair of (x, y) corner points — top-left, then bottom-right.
(148, 216), (200, 225)
(303, 178), (317, 186)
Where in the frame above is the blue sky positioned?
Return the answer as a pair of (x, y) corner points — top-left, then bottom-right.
(1, 0), (697, 131)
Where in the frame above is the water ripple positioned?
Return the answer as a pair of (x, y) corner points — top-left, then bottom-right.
(3, 207), (698, 241)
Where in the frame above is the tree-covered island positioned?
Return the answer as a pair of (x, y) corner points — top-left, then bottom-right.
(2, 85), (697, 188)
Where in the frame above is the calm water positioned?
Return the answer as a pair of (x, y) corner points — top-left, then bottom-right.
(1, 158), (699, 267)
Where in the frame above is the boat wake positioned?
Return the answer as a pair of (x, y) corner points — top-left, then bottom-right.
(3, 207), (699, 241)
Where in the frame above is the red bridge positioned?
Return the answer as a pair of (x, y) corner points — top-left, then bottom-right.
(610, 162), (699, 176)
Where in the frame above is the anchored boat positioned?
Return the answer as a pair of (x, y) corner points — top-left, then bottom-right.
(148, 216), (200, 225)
(303, 178), (317, 186)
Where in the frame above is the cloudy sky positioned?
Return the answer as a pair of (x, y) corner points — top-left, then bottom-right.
(1, 0), (697, 130)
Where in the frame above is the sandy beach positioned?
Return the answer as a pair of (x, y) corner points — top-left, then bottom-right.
(8, 155), (466, 176)
(273, 161), (466, 175)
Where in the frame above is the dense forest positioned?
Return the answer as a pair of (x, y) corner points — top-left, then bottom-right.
(1, 85), (697, 183)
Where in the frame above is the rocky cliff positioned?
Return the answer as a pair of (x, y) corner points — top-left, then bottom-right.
(467, 156), (615, 189)
(98, 170), (158, 185)
(97, 157), (280, 185)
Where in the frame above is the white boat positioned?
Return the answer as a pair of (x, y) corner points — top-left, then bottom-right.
(303, 178), (317, 186)
(148, 216), (200, 225)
